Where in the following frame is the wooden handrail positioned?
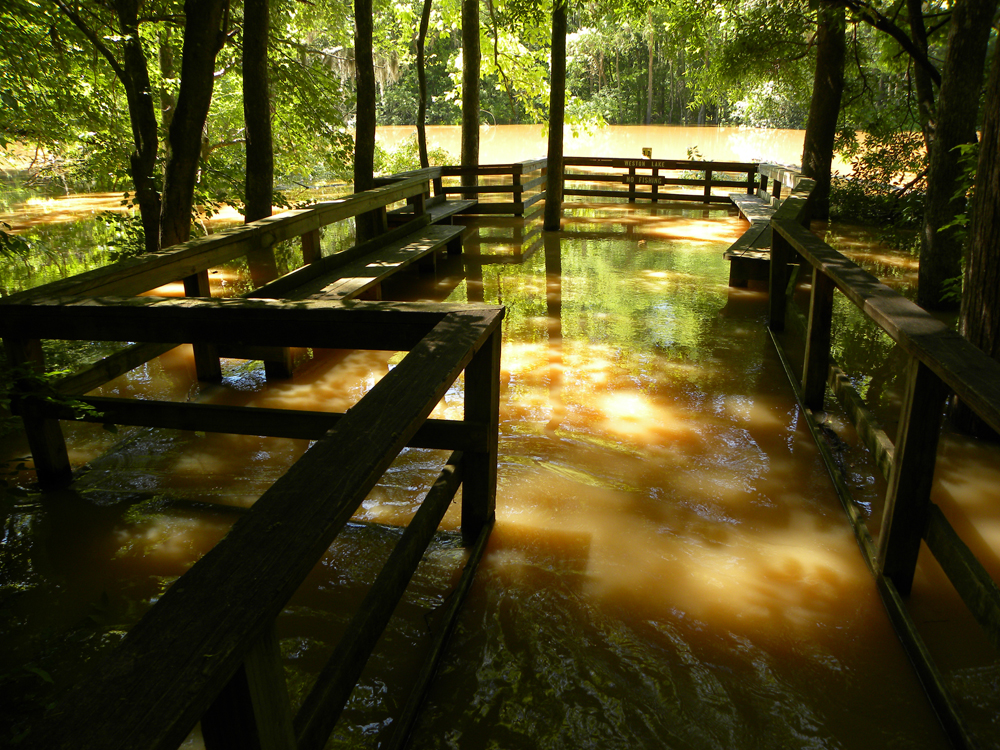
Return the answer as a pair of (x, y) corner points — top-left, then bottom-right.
(768, 181), (1000, 750)
(26, 302), (504, 750)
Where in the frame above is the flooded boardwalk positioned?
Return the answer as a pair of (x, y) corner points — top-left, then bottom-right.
(2, 198), (997, 748)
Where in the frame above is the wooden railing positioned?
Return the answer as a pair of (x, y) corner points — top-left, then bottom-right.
(0, 171), (504, 748)
(439, 158), (547, 215)
(767, 183), (1000, 750)
(4, 297), (503, 750)
(561, 156), (759, 204)
(1, 174), (441, 487)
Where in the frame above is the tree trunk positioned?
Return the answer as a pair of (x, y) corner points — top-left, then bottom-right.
(906, 0), (935, 151)
(955, 47), (1000, 439)
(543, 0), (567, 232)
(800, 0), (846, 221)
(353, 0), (378, 240)
(114, 0), (162, 254)
(645, 10), (654, 125)
(416, 0), (433, 168)
(243, 0), (273, 225)
(160, 0), (229, 248)
(460, 0), (480, 188)
(918, 0), (997, 310)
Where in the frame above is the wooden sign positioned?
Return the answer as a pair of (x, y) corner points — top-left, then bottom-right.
(623, 174), (666, 185)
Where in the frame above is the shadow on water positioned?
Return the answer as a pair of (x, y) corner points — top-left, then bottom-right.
(3, 201), (995, 748)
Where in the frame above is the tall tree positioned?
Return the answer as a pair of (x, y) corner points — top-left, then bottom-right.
(243, 0), (273, 224)
(956, 45), (1000, 439)
(159, 0), (231, 249)
(801, 0), (846, 220)
(416, 0), (433, 168)
(544, 0), (568, 231)
(461, 0), (480, 187)
(917, 0), (997, 310)
(354, 0), (377, 239)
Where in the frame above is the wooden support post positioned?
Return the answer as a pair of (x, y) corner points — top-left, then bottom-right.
(877, 357), (949, 596)
(651, 167), (659, 203)
(3, 336), (72, 488)
(771, 173), (782, 203)
(750, 168), (760, 196)
(513, 164), (524, 216)
(703, 169), (713, 202)
(183, 270), (223, 381)
(628, 167), (636, 202)
(768, 225), (793, 332)
(247, 242), (295, 380)
(461, 327), (501, 546)
(802, 268), (834, 410)
(202, 623), (296, 750)
(301, 229), (321, 265)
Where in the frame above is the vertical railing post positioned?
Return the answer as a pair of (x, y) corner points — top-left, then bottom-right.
(771, 170), (783, 203)
(513, 163), (524, 216)
(750, 167), (760, 196)
(248, 235), (294, 379)
(703, 168), (713, 202)
(3, 336), (72, 488)
(768, 223), (793, 332)
(301, 228), (321, 265)
(877, 357), (949, 595)
(461, 327), (501, 546)
(651, 166), (659, 203)
(183, 270), (223, 381)
(628, 166), (636, 202)
(802, 268), (834, 410)
(201, 623), (296, 750)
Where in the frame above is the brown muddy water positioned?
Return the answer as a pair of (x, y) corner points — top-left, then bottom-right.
(2, 136), (999, 746)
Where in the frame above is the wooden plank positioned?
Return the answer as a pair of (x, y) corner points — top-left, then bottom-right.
(202, 624), (296, 750)
(381, 515), (494, 750)
(2, 336), (72, 488)
(387, 199), (477, 226)
(877, 357), (948, 595)
(19, 395), (490, 451)
(461, 327), (501, 545)
(802, 268), (834, 410)
(294, 453), (465, 750)
(1, 178), (431, 303)
(31, 307), (503, 750)
(876, 575), (977, 750)
(730, 193), (776, 223)
(925, 503), (1000, 655)
(562, 187), (730, 204)
(0, 297), (485, 352)
(293, 225), (464, 301)
(562, 156), (758, 172)
(772, 218), (1000, 434)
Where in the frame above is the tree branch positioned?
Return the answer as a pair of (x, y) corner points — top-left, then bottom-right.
(51, 0), (128, 84)
(834, 0), (941, 86)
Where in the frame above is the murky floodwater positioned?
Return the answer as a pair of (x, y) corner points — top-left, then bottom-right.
(3, 129), (999, 747)
(9, 199), (998, 749)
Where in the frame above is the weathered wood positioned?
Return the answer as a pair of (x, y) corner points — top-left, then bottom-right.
(301, 228), (321, 265)
(201, 624), (296, 750)
(924, 503), (1000, 655)
(183, 270), (222, 381)
(2, 336), (72, 488)
(563, 156), (757, 172)
(877, 357), (949, 595)
(387, 198), (477, 227)
(381, 515), (494, 750)
(31, 307), (503, 750)
(1, 177), (432, 303)
(562, 187), (731, 204)
(730, 193), (775, 223)
(0, 297), (491, 353)
(461, 326), (501, 546)
(768, 223), (793, 332)
(293, 225), (464, 301)
(802, 268), (834, 409)
(294, 453), (465, 750)
(247, 215), (432, 300)
(876, 575), (976, 750)
(772, 218), (1000, 434)
(18, 395), (490, 451)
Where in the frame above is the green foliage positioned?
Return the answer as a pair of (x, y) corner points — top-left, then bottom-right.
(0, 222), (30, 260)
(374, 134), (455, 175)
